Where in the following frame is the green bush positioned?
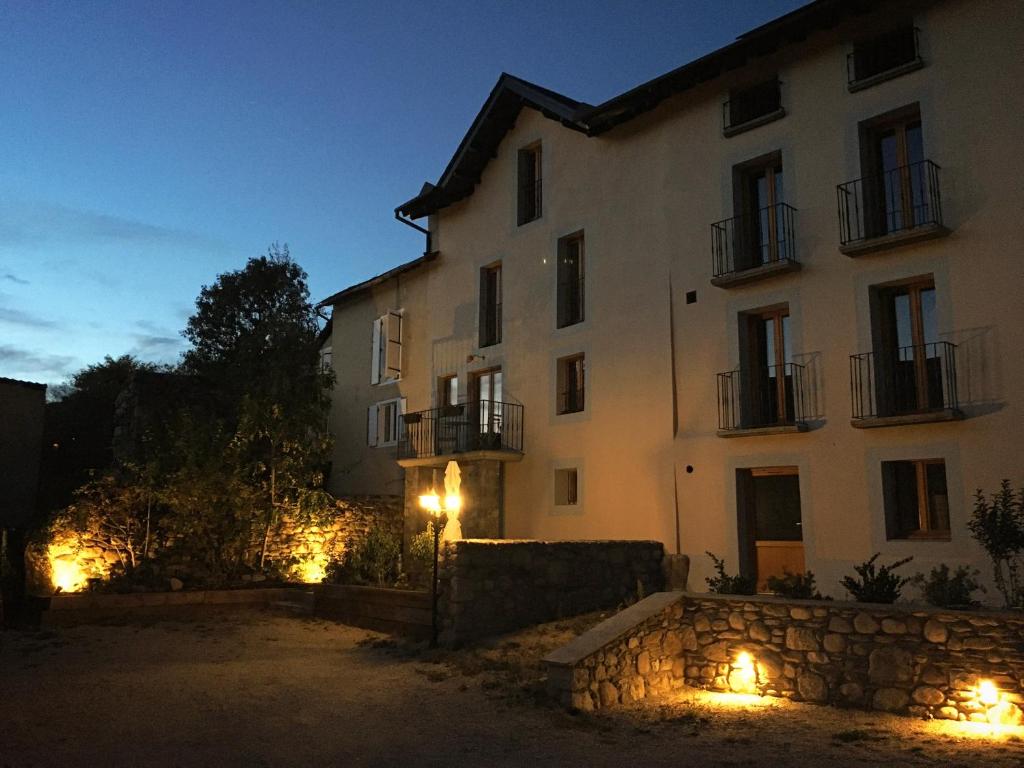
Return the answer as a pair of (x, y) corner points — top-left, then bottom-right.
(911, 564), (984, 608)
(765, 569), (823, 600)
(840, 553), (912, 603)
(705, 552), (756, 595)
(967, 480), (1024, 608)
(403, 522), (436, 588)
(326, 527), (400, 587)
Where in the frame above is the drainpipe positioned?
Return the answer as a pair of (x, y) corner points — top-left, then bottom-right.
(394, 210), (431, 254)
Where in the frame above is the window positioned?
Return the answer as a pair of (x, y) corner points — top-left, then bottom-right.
(438, 374), (458, 408)
(370, 311), (402, 384)
(883, 459), (950, 539)
(871, 277), (946, 415)
(319, 346), (332, 373)
(859, 105), (927, 238)
(848, 27), (921, 87)
(554, 468), (579, 507)
(732, 152), (791, 270)
(723, 79), (782, 134)
(557, 233), (585, 328)
(557, 353), (585, 414)
(739, 306), (796, 427)
(517, 144), (542, 225)
(479, 263), (502, 347)
(367, 397), (405, 447)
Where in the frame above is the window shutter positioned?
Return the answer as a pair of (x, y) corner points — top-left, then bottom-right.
(398, 397), (407, 442)
(367, 404), (379, 446)
(385, 311), (402, 379)
(370, 317), (382, 385)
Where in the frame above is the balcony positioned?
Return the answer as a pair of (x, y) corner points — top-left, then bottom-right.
(847, 27), (923, 93)
(717, 363), (809, 437)
(837, 159), (948, 255)
(397, 400), (524, 464)
(711, 203), (799, 287)
(850, 341), (963, 428)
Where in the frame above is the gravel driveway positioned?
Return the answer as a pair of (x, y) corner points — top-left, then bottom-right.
(2, 607), (1022, 767)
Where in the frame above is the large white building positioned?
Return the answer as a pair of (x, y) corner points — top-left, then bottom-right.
(320, 0), (1024, 595)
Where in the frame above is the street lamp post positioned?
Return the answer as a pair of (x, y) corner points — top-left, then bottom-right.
(418, 490), (447, 648)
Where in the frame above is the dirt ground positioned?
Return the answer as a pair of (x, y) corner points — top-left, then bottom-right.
(2, 607), (1023, 767)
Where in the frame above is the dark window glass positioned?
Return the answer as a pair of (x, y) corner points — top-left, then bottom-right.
(479, 264), (502, 347)
(852, 27), (919, 83)
(727, 80), (781, 130)
(557, 234), (585, 328)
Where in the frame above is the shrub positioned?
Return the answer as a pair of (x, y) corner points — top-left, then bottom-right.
(967, 480), (1024, 608)
(705, 552), (756, 595)
(840, 553), (912, 603)
(765, 569), (823, 600)
(911, 564), (984, 608)
(326, 527), (400, 587)
(403, 522), (436, 588)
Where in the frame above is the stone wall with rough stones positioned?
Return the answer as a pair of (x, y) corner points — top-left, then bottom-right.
(437, 539), (664, 645)
(544, 591), (1024, 723)
(29, 495), (402, 593)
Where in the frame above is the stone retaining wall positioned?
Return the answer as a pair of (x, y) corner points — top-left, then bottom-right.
(438, 539), (664, 645)
(314, 584), (431, 637)
(544, 591), (1024, 723)
(28, 495), (402, 594)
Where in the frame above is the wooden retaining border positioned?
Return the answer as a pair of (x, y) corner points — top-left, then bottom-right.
(41, 587), (313, 627)
(314, 584), (431, 637)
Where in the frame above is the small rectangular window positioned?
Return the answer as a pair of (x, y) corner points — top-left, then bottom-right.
(368, 398), (405, 447)
(517, 144), (542, 225)
(724, 79), (782, 134)
(438, 374), (458, 407)
(320, 346), (332, 373)
(849, 27), (920, 86)
(557, 353), (585, 414)
(479, 264), (502, 347)
(555, 468), (579, 506)
(882, 458), (950, 539)
(557, 233), (585, 328)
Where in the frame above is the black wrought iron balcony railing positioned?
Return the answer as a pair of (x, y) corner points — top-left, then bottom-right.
(837, 159), (943, 247)
(850, 341), (959, 421)
(717, 362), (808, 432)
(397, 400), (523, 460)
(847, 27), (921, 87)
(723, 79), (782, 133)
(712, 203), (797, 279)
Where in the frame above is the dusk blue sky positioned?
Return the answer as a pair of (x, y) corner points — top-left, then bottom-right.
(0, 0), (804, 387)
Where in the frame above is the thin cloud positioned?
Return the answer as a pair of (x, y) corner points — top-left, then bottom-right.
(3, 272), (29, 285)
(0, 199), (220, 250)
(0, 307), (59, 329)
(0, 344), (76, 379)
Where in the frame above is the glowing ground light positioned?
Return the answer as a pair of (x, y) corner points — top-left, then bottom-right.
(297, 558), (327, 584)
(977, 680), (999, 707)
(729, 651), (758, 694)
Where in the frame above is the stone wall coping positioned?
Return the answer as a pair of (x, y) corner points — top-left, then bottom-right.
(543, 591), (683, 668)
(316, 584), (429, 599)
(46, 586), (309, 610)
(452, 539), (663, 547)
(679, 590), (1024, 622)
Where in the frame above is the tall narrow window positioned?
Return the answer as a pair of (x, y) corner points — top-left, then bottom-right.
(733, 153), (789, 270)
(370, 311), (402, 384)
(517, 144), (542, 225)
(557, 233), (585, 328)
(557, 353), (585, 414)
(860, 105), (925, 238)
(479, 263), (502, 347)
(882, 459), (950, 539)
(472, 368), (503, 449)
(872, 277), (943, 416)
(740, 307), (794, 427)
(438, 375), (458, 407)
(554, 468), (579, 507)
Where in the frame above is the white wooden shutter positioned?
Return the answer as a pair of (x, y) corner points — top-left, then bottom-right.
(370, 315), (382, 385)
(385, 311), (402, 380)
(367, 404), (379, 446)
(398, 397), (407, 442)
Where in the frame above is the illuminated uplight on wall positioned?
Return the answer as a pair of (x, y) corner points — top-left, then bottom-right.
(728, 651), (758, 695)
(47, 544), (89, 593)
(295, 556), (328, 584)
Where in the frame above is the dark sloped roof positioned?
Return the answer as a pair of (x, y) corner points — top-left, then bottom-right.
(316, 250), (439, 309)
(398, 0), (886, 219)
(0, 376), (47, 391)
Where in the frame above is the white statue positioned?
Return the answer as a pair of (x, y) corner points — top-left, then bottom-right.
(441, 460), (463, 541)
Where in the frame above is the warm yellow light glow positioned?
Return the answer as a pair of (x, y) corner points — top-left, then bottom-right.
(49, 555), (87, 593)
(418, 490), (441, 515)
(443, 493), (461, 513)
(977, 679), (1000, 707)
(729, 651), (758, 694)
(297, 558), (327, 584)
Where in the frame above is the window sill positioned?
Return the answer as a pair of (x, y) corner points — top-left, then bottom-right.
(848, 59), (924, 93)
(517, 214), (542, 227)
(840, 222), (949, 257)
(717, 423), (807, 438)
(723, 108), (786, 138)
(711, 258), (801, 288)
(889, 532), (952, 542)
(851, 408), (964, 429)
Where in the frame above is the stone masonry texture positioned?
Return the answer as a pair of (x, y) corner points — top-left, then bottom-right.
(546, 592), (1024, 722)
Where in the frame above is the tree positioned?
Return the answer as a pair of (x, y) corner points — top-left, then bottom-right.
(181, 245), (334, 567)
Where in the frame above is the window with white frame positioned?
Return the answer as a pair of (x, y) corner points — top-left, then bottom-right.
(367, 398), (405, 447)
(554, 467), (579, 506)
(370, 311), (403, 384)
(319, 345), (332, 373)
